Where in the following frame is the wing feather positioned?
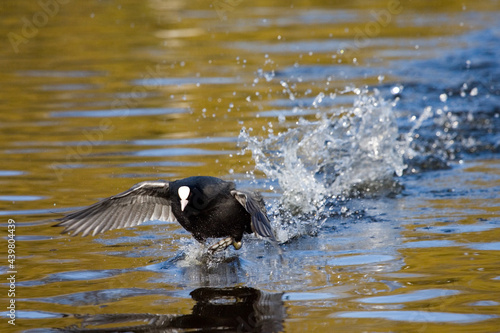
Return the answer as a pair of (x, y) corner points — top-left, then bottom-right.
(231, 190), (275, 240)
(55, 180), (175, 236)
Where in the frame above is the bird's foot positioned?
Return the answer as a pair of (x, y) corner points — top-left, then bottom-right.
(232, 240), (242, 250)
(207, 237), (242, 255)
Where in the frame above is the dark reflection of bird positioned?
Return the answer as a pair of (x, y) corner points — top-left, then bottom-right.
(55, 176), (277, 253)
(58, 287), (285, 332)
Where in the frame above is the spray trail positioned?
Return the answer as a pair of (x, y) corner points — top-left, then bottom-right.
(240, 88), (407, 242)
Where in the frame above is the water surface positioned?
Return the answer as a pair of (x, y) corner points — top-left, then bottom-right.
(1, 0), (499, 332)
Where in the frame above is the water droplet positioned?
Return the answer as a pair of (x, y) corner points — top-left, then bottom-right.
(439, 93), (448, 102)
(264, 71), (275, 82)
(312, 92), (325, 108)
(391, 86), (401, 95)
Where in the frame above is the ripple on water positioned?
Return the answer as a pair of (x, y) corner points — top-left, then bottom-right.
(327, 254), (396, 266)
(51, 107), (187, 118)
(334, 311), (498, 323)
(48, 269), (121, 283)
(0, 195), (45, 202)
(418, 223), (499, 234)
(283, 292), (337, 301)
(403, 240), (458, 248)
(0, 310), (63, 319)
(134, 147), (231, 157)
(0, 208), (59, 216)
(134, 77), (239, 86)
(24, 288), (171, 306)
(357, 289), (460, 304)
(0, 170), (25, 176)
(466, 242), (500, 251)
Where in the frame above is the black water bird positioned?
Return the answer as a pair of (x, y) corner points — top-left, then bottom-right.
(55, 176), (277, 253)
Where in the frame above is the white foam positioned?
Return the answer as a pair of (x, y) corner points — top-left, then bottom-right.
(240, 88), (408, 242)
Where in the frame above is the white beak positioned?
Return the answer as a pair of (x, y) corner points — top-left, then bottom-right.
(180, 199), (188, 211)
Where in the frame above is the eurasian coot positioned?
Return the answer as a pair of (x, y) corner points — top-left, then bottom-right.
(55, 176), (277, 253)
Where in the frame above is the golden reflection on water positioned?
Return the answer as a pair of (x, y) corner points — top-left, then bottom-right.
(1, 0), (500, 331)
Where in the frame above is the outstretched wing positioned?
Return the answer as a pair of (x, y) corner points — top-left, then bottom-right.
(231, 190), (275, 240)
(55, 180), (175, 237)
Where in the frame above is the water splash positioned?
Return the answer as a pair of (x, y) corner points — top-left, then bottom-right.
(239, 87), (407, 242)
(280, 81), (296, 101)
(175, 237), (250, 268)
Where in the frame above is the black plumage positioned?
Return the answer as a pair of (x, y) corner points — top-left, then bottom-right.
(55, 176), (276, 252)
